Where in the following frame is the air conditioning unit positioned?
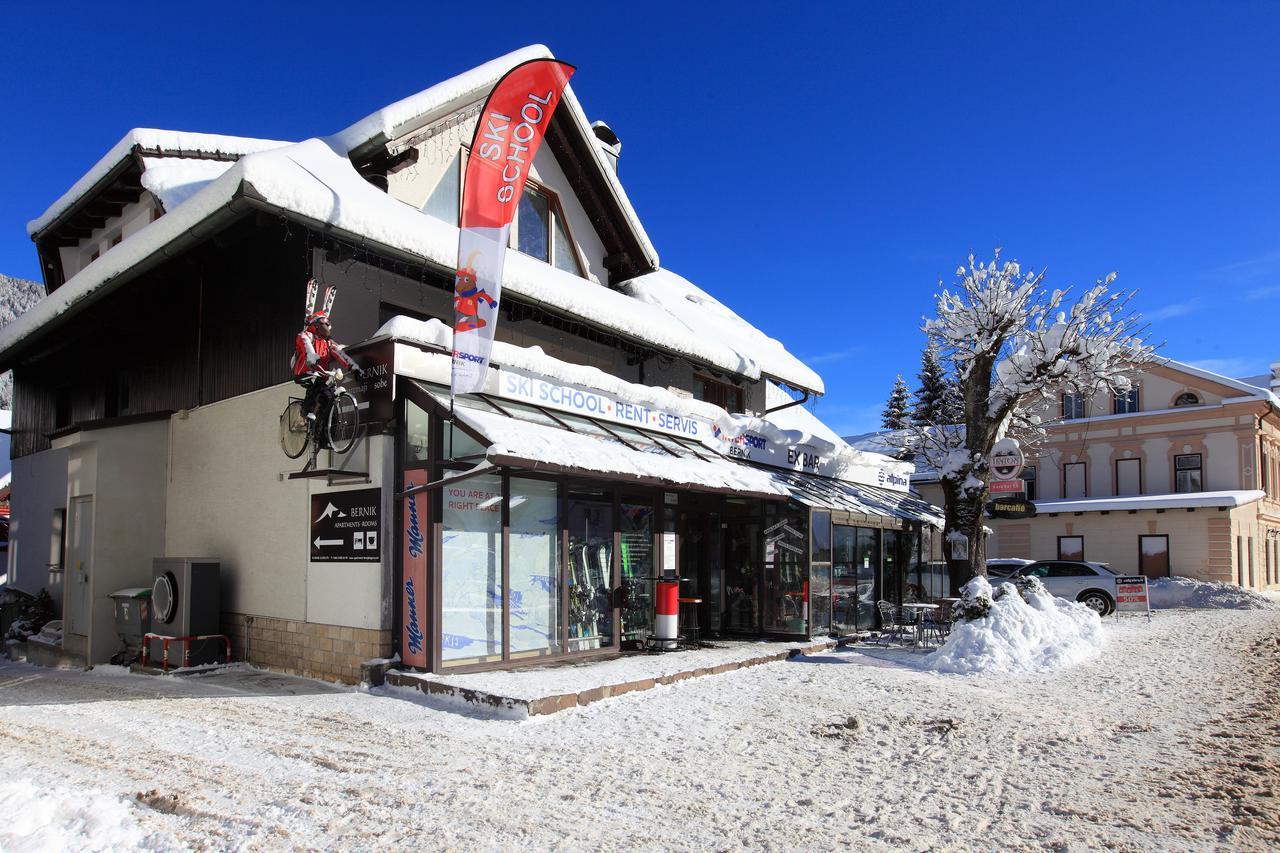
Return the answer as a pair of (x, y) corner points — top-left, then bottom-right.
(148, 558), (221, 667)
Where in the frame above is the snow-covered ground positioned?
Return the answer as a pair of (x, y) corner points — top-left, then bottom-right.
(2, 608), (1279, 850)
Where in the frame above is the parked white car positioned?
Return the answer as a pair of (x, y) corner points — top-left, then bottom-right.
(986, 557), (1034, 579)
(1002, 560), (1120, 615)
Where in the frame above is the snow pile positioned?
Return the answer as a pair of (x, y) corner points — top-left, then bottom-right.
(925, 577), (1105, 674)
(1148, 576), (1279, 611)
(0, 780), (172, 852)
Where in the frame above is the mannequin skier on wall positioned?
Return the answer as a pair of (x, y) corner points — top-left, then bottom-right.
(292, 280), (365, 449)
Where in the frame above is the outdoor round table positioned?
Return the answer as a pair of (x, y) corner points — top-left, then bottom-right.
(901, 602), (940, 648)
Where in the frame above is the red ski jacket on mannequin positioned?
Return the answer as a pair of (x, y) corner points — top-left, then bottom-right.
(291, 319), (356, 378)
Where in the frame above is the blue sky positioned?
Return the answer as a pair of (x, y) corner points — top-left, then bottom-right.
(4, 1), (1278, 435)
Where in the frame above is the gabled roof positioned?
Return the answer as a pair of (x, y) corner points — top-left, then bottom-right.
(329, 44), (658, 277)
(27, 129), (291, 237)
(1157, 358), (1280, 407)
(0, 50), (825, 394)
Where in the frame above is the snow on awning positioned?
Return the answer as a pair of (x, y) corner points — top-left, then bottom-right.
(768, 469), (945, 528)
(1034, 490), (1266, 514)
(419, 384), (790, 500)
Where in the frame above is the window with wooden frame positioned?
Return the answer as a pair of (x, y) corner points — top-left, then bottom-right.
(1174, 453), (1202, 493)
(1023, 465), (1037, 501)
(1062, 390), (1085, 420)
(1057, 535), (1084, 561)
(515, 181), (586, 277)
(422, 151), (587, 279)
(1062, 462), (1086, 498)
(696, 375), (744, 413)
(1113, 386), (1139, 414)
(1115, 457), (1141, 496)
(1173, 391), (1200, 407)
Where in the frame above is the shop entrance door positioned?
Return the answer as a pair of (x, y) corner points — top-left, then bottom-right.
(676, 501), (723, 639)
(722, 500), (762, 633)
(65, 496), (93, 637)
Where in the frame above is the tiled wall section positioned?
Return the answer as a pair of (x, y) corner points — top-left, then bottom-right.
(222, 612), (393, 684)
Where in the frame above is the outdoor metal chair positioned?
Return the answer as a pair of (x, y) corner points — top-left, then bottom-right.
(921, 602), (952, 647)
(876, 600), (912, 646)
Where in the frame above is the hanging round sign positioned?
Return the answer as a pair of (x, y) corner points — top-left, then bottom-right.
(990, 437), (1025, 480)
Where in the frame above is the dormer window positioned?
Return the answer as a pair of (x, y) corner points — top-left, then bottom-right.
(516, 183), (584, 277)
(1174, 391), (1200, 407)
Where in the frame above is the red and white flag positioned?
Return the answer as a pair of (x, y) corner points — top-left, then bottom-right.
(451, 58), (575, 395)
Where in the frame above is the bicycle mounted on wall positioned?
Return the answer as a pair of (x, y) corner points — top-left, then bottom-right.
(280, 279), (366, 476)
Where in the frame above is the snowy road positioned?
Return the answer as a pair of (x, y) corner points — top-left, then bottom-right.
(2, 609), (1279, 851)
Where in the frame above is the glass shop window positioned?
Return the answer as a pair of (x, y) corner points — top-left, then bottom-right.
(508, 478), (561, 659)
(620, 500), (656, 644)
(809, 511), (832, 635)
(763, 503), (808, 634)
(441, 473), (504, 666)
(403, 400), (430, 465)
(566, 488), (615, 652)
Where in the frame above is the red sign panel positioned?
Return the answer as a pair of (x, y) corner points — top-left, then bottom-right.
(401, 472), (430, 669)
(989, 479), (1025, 495)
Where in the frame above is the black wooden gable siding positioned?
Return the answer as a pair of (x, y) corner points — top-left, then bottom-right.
(10, 220), (305, 458)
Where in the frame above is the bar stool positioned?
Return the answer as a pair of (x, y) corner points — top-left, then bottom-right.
(678, 597), (703, 645)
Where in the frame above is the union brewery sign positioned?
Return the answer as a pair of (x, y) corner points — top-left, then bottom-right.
(990, 438), (1025, 480)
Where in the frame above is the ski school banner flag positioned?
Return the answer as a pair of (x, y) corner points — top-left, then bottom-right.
(450, 58), (576, 395)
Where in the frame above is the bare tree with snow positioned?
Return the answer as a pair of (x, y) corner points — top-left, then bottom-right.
(908, 250), (1157, 593)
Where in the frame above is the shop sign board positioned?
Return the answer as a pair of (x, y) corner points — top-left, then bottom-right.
(661, 531), (677, 578)
(990, 438), (1025, 480)
(310, 488), (382, 562)
(497, 368), (912, 491)
(401, 473), (429, 668)
(499, 369), (707, 440)
(347, 339), (395, 424)
(985, 499), (1037, 519)
(989, 478), (1025, 495)
(1115, 575), (1151, 616)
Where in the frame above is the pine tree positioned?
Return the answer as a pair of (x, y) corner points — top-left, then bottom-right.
(911, 343), (949, 425)
(940, 377), (965, 425)
(881, 374), (910, 430)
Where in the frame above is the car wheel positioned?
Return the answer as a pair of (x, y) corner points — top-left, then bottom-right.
(1077, 590), (1114, 616)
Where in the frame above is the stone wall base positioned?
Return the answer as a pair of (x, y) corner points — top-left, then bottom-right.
(222, 612), (392, 685)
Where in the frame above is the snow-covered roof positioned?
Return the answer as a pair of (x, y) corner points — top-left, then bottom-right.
(1, 131), (821, 391)
(1034, 490), (1265, 514)
(622, 277), (823, 394)
(27, 129), (291, 236)
(139, 156), (240, 212)
(437, 390), (790, 498)
(329, 44), (658, 274)
(1161, 358), (1280, 407)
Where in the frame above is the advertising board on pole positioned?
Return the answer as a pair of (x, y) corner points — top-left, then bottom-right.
(401, 472), (430, 669)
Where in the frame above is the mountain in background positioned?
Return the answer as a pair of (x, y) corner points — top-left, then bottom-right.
(0, 273), (45, 409)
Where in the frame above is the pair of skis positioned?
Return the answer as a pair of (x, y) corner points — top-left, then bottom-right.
(304, 278), (337, 321)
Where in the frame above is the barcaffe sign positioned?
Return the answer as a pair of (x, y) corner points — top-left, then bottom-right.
(990, 438), (1025, 480)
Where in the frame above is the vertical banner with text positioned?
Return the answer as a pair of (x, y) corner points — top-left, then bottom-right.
(451, 58), (576, 395)
(401, 473), (430, 669)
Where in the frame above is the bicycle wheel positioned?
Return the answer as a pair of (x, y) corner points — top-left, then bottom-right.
(327, 390), (361, 455)
(280, 400), (310, 459)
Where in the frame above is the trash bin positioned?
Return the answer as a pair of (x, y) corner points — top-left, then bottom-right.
(110, 588), (152, 664)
